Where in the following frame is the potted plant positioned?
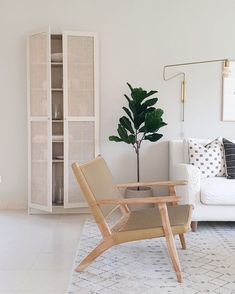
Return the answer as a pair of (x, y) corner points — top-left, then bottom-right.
(109, 83), (167, 209)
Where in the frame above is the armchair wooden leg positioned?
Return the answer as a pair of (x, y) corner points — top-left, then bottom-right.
(191, 221), (198, 232)
(75, 238), (114, 272)
(179, 234), (186, 250)
(158, 203), (183, 283)
(165, 233), (182, 282)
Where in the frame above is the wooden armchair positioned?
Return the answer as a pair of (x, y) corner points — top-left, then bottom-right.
(72, 156), (193, 283)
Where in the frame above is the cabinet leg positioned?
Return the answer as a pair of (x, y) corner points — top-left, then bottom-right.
(191, 221), (198, 232)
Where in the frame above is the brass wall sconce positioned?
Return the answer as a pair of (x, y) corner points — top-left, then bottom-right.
(163, 59), (230, 121)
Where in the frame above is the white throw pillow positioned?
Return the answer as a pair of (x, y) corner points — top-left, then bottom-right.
(188, 138), (226, 178)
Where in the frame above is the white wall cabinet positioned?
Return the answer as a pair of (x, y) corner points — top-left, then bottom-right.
(27, 27), (99, 213)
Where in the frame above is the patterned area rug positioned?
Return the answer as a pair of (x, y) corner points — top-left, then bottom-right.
(68, 220), (235, 294)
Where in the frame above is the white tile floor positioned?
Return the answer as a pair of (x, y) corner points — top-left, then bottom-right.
(0, 211), (87, 294)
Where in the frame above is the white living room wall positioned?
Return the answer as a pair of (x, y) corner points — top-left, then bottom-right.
(1, 0), (235, 208)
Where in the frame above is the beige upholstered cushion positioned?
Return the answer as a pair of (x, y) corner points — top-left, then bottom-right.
(80, 157), (123, 217)
(114, 205), (191, 232)
(112, 205), (192, 244)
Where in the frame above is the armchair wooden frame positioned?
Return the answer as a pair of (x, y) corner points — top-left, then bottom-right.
(72, 158), (192, 283)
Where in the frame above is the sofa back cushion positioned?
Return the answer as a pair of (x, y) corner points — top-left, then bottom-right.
(169, 138), (210, 166)
(169, 140), (185, 167)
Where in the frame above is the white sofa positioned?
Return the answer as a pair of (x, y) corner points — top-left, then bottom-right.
(169, 139), (235, 231)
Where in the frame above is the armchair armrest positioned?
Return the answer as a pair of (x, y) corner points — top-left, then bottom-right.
(96, 196), (181, 206)
(117, 180), (186, 189)
(170, 163), (201, 205)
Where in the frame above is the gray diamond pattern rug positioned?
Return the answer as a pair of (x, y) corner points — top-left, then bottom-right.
(67, 220), (235, 294)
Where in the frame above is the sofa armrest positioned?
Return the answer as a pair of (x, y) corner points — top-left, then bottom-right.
(170, 163), (201, 205)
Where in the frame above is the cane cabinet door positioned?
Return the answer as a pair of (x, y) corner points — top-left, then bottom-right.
(63, 31), (99, 208)
(27, 28), (52, 211)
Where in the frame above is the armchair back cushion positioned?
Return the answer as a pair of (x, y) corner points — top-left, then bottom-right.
(73, 156), (122, 218)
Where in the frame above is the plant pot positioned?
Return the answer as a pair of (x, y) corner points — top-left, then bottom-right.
(125, 186), (153, 211)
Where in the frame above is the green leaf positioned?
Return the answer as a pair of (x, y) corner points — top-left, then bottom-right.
(117, 124), (133, 144)
(122, 107), (134, 122)
(145, 109), (166, 133)
(159, 122), (167, 128)
(129, 100), (141, 117)
(142, 98), (158, 108)
(129, 98), (150, 129)
(117, 124), (128, 140)
(131, 88), (147, 104)
(119, 116), (134, 134)
(109, 136), (123, 142)
(127, 82), (134, 92)
(145, 90), (158, 98)
(155, 108), (164, 117)
(124, 94), (131, 103)
(134, 107), (155, 130)
(134, 112), (146, 129)
(128, 134), (136, 144)
(139, 126), (146, 132)
(145, 107), (155, 113)
(127, 84), (158, 102)
(144, 133), (163, 142)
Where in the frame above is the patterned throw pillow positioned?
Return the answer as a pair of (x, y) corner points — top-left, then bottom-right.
(223, 138), (235, 179)
(206, 138), (226, 177)
(188, 138), (226, 178)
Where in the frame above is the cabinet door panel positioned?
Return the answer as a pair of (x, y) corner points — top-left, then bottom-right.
(65, 34), (95, 117)
(28, 30), (51, 117)
(65, 121), (95, 206)
(28, 28), (52, 212)
(30, 121), (52, 211)
(63, 31), (99, 208)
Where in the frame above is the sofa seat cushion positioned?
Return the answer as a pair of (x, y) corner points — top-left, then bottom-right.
(201, 177), (235, 205)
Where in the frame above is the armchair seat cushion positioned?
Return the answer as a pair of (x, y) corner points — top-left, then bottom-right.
(112, 205), (192, 244)
(115, 205), (191, 232)
(201, 177), (235, 205)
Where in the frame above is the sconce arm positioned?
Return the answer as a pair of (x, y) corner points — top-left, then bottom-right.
(163, 58), (228, 81)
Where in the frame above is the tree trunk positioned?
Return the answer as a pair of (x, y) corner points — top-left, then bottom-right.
(136, 147), (140, 189)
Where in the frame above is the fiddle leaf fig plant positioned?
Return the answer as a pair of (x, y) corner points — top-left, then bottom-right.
(109, 83), (167, 183)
